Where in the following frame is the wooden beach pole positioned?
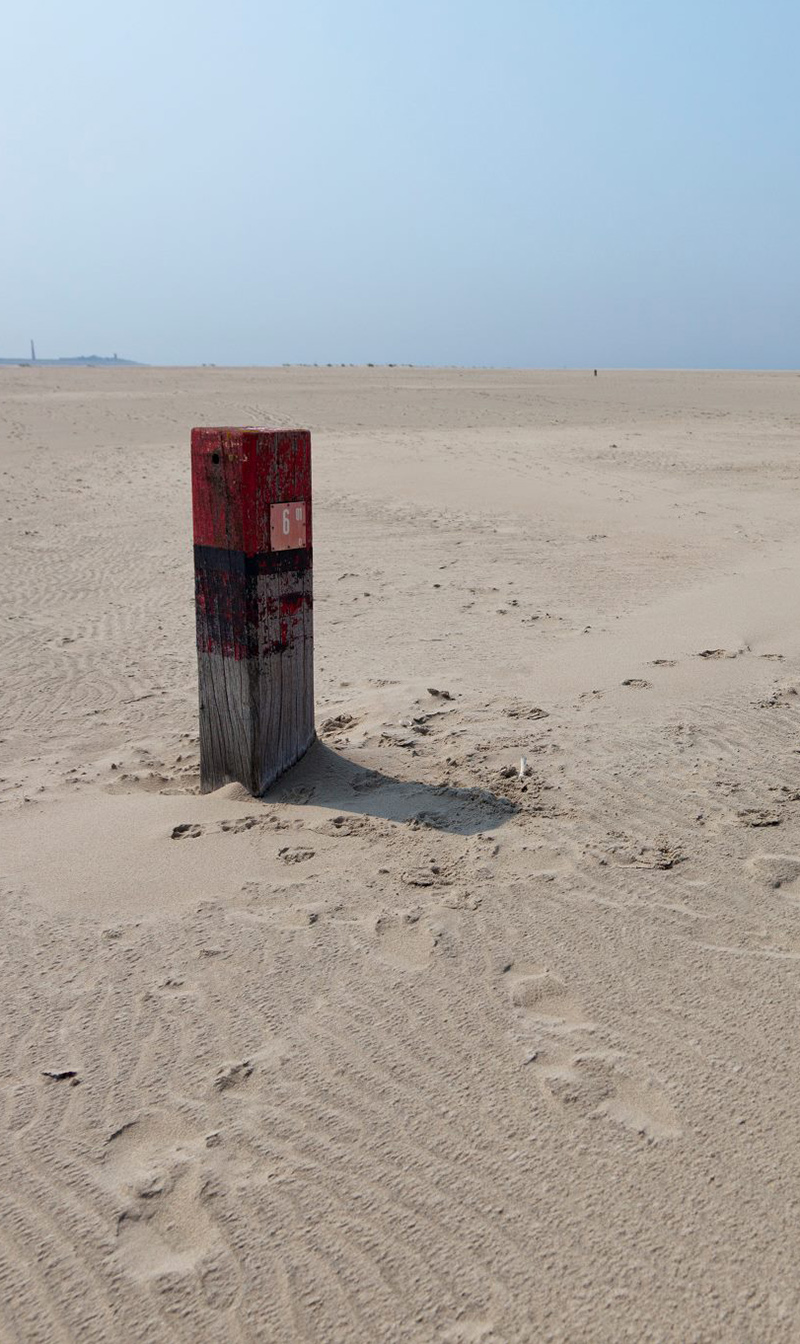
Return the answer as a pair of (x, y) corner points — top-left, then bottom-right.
(191, 428), (314, 794)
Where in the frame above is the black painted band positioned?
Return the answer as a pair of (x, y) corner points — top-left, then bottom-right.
(193, 543), (312, 577)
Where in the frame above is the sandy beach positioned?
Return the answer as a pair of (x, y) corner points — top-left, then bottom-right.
(3, 365), (800, 1342)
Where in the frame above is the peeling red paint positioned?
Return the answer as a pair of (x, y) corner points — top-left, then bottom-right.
(192, 429), (312, 660)
(192, 429), (312, 555)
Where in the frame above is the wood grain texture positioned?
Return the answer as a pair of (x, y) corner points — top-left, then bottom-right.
(191, 428), (314, 794)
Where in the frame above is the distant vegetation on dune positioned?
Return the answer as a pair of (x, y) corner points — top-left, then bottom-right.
(0, 354), (142, 366)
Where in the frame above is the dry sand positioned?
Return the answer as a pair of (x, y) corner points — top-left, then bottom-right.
(2, 366), (800, 1342)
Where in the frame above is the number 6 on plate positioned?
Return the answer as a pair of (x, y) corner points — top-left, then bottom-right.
(270, 500), (307, 551)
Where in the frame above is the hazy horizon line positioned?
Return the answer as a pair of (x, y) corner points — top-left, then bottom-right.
(2, 359), (799, 373)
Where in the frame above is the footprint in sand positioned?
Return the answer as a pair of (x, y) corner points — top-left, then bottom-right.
(313, 813), (393, 839)
(533, 1043), (680, 1139)
(171, 822), (203, 839)
(502, 961), (680, 1140)
(219, 816), (261, 834)
(172, 815), (302, 840)
(319, 712), (358, 736)
(139, 975), (196, 1004)
(232, 880), (326, 928)
(737, 808), (782, 829)
(102, 1112), (224, 1282)
(522, 845), (570, 878)
(278, 846), (316, 864)
(748, 853), (800, 894)
(758, 684), (800, 708)
(374, 910), (438, 970)
(592, 1071), (681, 1140)
(504, 961), (586, 1024)
(213, 1060), (253, 1092)
(104, 747), (200, 797)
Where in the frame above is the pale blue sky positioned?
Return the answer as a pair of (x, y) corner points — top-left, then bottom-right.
(2, 0), (798, 366)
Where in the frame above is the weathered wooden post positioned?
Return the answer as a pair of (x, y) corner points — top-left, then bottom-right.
(191, 428), (314, 794)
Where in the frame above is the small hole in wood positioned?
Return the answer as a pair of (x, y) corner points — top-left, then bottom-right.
(211, 452), (220, 464)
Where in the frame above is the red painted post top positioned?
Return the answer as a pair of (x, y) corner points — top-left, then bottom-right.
(191, 428), (312, 555)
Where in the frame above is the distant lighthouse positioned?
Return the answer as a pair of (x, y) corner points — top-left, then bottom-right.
(30, 339), (36, 362)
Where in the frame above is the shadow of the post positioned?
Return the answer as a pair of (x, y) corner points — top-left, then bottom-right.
(268, 740), (517, 838)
